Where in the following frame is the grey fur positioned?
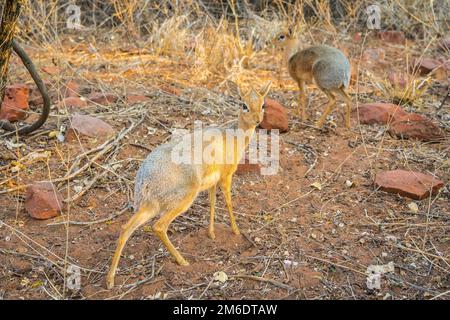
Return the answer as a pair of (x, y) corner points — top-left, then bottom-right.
(289, 44), (350, 90)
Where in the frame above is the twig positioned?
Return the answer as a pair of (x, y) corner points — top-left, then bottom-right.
(64, 169), (110, 203)
(0, 116), (144, 195)
(304, 254), (366, 276)
(230, 274), (294, 290)
(47, 205), (131, 226)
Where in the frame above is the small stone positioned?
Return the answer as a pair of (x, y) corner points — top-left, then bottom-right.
(65, 113), (115, 141)
(58, 97), (88, 108)
(213, 271), (228, 283)
(412, 57), (444, 76)
(236, 156), (261, 175)
(363, 48), (386, 62)
(378, 31), (405, 45)
(407, 202), (419, 213)
(159, 85), (181, 96)
(353, 32), (362, 42)
(88, 92), (118, 105)
(259, 98), (289, 133)
(126, 94), (150, 104)
(310, 181), (322, 190)
(387, 72), (407, 89)
(41, 66), (60, 75)
(11, 259), (32, 273)
(440, 36), (450, 50)
(345, 180), (353, 188)
(385, 235), (397, 242)
(25, 182), (63, 220)
(29, 95), (44, 107)
(63, 81), (80, 98)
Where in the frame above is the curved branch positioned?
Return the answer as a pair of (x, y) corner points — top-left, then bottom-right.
(0, 40), (51, 135)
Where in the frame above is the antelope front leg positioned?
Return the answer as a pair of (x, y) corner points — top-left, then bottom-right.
(220, 175), (240, 235)
(208, 185), (217, 240)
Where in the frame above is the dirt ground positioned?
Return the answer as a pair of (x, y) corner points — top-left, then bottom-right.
(0, 30), (449, 300)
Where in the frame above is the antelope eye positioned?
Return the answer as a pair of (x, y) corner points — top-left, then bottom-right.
(279, 34), (286, 40)
(262, 103), (266, 111)
(242, 103), (249, 113)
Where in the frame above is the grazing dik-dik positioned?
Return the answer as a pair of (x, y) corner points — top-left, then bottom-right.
(106, 81), (271, 289)
(274, 27), (352, 128)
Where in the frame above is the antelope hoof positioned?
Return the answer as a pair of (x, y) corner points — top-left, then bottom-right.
(176, 257), (190, 266)
(106, 277), (114, 290)
(315, 120), (325, 128)
(208, 229), (216, 240)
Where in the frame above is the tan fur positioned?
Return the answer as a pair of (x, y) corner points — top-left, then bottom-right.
(274, 29), (352, 128)
(106, 82), (271, 289)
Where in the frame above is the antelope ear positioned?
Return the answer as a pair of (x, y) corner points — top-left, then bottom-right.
(288, 25), (293, 37)
(227, 81), (241, 98)
(259, 81), (272, 97)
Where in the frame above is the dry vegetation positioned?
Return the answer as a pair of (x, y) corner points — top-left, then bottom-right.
(0, 0), (449, 300)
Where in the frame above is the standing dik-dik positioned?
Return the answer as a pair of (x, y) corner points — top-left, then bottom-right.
(106, 82), (271, 289)
(274, 27), (352, 128)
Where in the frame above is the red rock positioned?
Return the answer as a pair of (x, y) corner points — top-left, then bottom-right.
(439, 58), (450, 70)
(29, 81), (53, 106)
(259, 98), (289, 132)
(388, 113), (445, 142)
(0, 84), (29, 122)
(412, 57), (443, 76)
(10, 259), (32, 273)
(363, 48), (385, 61)
(63, 81), (80, 98)
(25, 182), (63, 219)
(379, 31), (405, 45)
(58, 96), (87, 108)
(440, 36), (450, 50)
(159, 85), (182, 96)
(353, 32), (362, 42)
(88, 92), (118, 105)
(29, 95), (44, 106)
(41, 66), (60, 75)
(374, 170), (444, 200)
(66, 113), (115, 141)
(236, 156), (261, 175)
(353, 103), (407, 125)
(126, 94), (150, 104)
(387, 72), (407, 88)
